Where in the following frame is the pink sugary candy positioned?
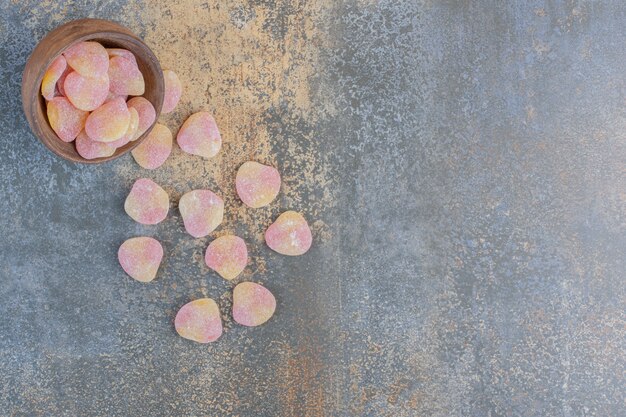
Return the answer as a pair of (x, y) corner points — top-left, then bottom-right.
(127, 97), (156, 139)
(233, 282), (276, 327)
(265, 211), (313, 256)
(179, 189), (224, 238)
(41, 55), (67, 100)
(56, 66), (71, 96)
(106, 48), (137, 66)
(117, 237), (163, 283)
(162, 69), (182, 113)
(131, 123), (172, 169)
(174, 298), (223, 343)
(75, 130), (116, 159)
(235, 161), (281, 208)
(104, 91), (128, 104)
(108, 108), (139, 148)
(63, 71), (109, 111)
(63, 41), (109, 78)
(108, 56), (145, 96)
(46, 97), (88, 142)
(177, 112), (222, 158)
(85, 97), (130, 142)
(124, 178), (169, 225)
(205, 235), (248, 280)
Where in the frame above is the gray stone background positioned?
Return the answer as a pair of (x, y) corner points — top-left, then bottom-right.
(0, 1), (624, 416)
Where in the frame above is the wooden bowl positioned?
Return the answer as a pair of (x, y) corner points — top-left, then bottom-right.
(21, 18), (164, 164)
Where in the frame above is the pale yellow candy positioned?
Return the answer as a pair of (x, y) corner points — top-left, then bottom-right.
(63, 71), (109, 111)
(84, 97), (130, 142)
(41, 55), (66, 100)
(75, 130), (116, 159)
(46, 97), (88, 142)
(175, 298), (222, 343)
(177, 112), (222, 158)
(233, 282), (276, 327)
(118, 237), (163, 283)
(124, 178), (169, 225)
(265, 211), (313, 256)
(108, 56), (145, 96)
(109, 108), (139, 149)
(131, 123), (172, 169)
(205, 235), (248, 280)
(127, 97), (156, 139)
(235, 161), (281, 208)
(179, 189), (224, 238)
(63, 41), (109, 78)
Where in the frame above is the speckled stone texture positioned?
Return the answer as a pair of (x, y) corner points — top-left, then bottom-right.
(0, 1), (624, 416)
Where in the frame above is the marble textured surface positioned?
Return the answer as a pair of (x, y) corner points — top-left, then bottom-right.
(0, 1), (624, 416)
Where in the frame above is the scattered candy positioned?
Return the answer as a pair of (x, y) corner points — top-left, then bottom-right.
(75, 129), (116, 159)
(117, 237), (163, 283)
(175, 298), (223, 343)
(46, 97), (88, 142)
(108, 56), (145, 96)
(40, 41), (312, 340)
(124, 178), (169, 225)
(106, 48), (137, 66)
(205, 235), (248, 280)
(131, 123), (172, 169)
(232, 282), (276, 327)
(179, 189), (224, 238)
(177, 112), (222, 158)
(126, 97), (156, 139)
(265, 211), (313, 256)
(236, 161), (281, 208)
(63, 41), (109, 78)
(85, 97), (130, 142)
(63, 71), (109, 111)
(162, 69), (182, 113)
(109, 108), (139, 148)
(41, 55), (67, 101)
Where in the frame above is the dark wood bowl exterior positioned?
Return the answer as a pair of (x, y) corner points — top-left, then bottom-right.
(22, 18), (164, 164)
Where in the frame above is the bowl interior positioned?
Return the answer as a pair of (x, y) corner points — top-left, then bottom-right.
(29, 27), (164, 164)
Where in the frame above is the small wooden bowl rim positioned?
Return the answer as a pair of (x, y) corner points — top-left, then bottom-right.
(21, 19), (164, 164)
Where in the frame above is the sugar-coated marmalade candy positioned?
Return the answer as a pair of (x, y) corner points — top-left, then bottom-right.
(265, 211), (313, 256)
(124, 178), (169, 225)
(131, 123), (172, 169)
(204, 235), (248, 280)
(108, 56), (145, 96)
(63, 71), (109, 111)
(117, 237), (163, 283)
(235, 161), (281, 208)
(176, 112), (222, 158)
(232, 282), (276, 327)
(46, 97), (88, 142)
(41, 55), (67, 100)
(75, 130), (116, 159)
(56, 66), (71, 96)
(84, 97), (130, 142)
(178, 189), (224, 238)
(104, 92), (128, 104)
(106, 48), (137, 66)
(126, 97), (156, 139)
(175, 298), (223, 343)
(63, 41), (109, 78)
(162, 70), (182, 113)
(108, 108), (139, 149)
